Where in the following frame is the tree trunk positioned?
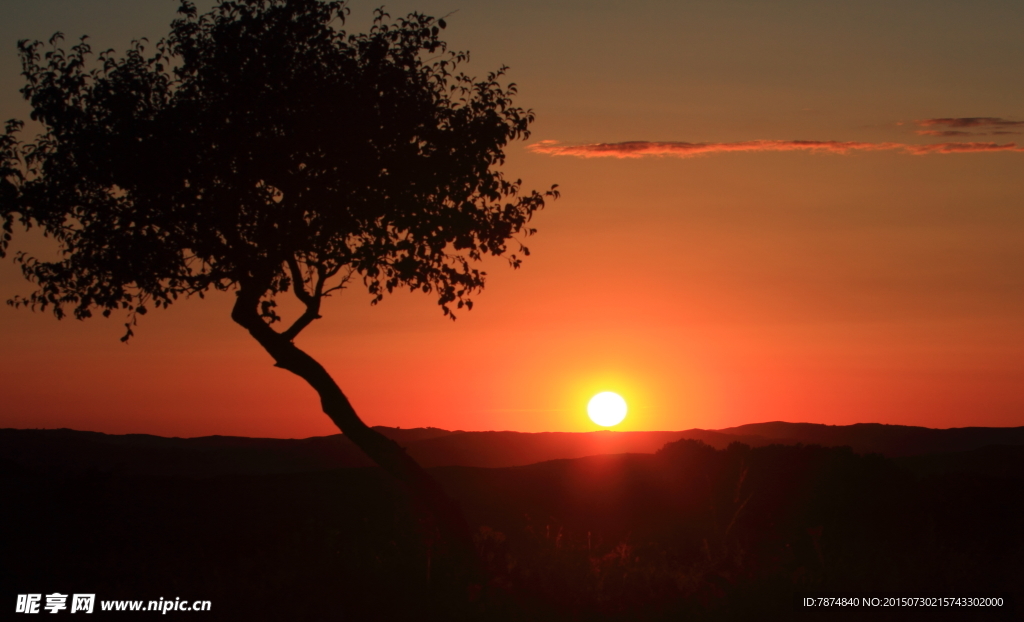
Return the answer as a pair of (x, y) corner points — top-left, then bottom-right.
(231, 285), (479, 577)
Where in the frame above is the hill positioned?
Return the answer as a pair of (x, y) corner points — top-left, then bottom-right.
(3, 423), (1024, 476)
(720, 421), (1024, 457)
(4, 437), (1022, 621)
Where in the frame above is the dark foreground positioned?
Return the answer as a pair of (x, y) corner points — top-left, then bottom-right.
(4, 438), (1023, 621)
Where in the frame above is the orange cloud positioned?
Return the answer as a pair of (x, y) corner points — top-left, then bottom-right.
(528, 139), (1023, 159)
(903, 142), (1024, 154)
(915, 130), (977, 137)
(916, 117), (1024, 129)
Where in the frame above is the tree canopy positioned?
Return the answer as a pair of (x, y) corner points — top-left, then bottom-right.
(1, 0), (556, 341)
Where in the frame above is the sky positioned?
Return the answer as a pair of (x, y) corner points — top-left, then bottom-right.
(1, 0), (1023, 437)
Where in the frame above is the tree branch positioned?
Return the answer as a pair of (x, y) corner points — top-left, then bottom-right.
(281, 256), (322, 341)
(286, 255), (313, 305)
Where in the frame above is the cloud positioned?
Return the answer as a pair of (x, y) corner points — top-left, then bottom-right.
(917, 127), (1019, 136)
(903, 142), (1024, 154)
(915, 130), (977, 137)
(916, 117), (1024, 129)
(527, 139), (1023, 159)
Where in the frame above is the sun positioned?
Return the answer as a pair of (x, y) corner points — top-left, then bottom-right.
(587, 392), (627, 427)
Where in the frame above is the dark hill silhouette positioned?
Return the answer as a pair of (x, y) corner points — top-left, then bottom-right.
(719, 421), (1024, 457)
(399, 429), (769, 468)
(5, 437), (1021, 620)
(0, 427), (760, 475)
(896, 444), (1024, 480)
(375, 426), (456, 445)
(0, 428), (372, 476)
(3, 423), (1024, 476)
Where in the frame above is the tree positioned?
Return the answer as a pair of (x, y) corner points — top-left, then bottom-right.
(0, 0), (557, 568)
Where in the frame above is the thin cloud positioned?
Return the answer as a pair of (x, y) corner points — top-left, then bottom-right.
(915, 130), (977, 137)
(916, 117), (1024, 129)
(904, 142), (1024, 154)
(528, 139), (1023, 159)
(916, 130), (1021, 137)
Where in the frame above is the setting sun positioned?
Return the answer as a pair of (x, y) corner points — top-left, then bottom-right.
(587, 392), (628, 427)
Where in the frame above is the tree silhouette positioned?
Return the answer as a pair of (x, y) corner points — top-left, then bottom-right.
(0, 0), (556, 565)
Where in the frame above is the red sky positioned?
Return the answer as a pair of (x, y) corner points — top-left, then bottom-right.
(2, 0), (1023, 437)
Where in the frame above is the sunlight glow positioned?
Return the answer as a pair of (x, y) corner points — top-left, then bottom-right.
(587, 392), (628, 427)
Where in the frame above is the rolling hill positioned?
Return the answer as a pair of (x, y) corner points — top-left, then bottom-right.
(2, 422), (1023, 476)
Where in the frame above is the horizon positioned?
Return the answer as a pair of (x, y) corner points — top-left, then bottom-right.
(6, 418), (1023, 442)
(2, 0), (1023, 438)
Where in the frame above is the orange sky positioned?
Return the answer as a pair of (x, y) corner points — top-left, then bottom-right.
(2, 0), (1023, 437)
